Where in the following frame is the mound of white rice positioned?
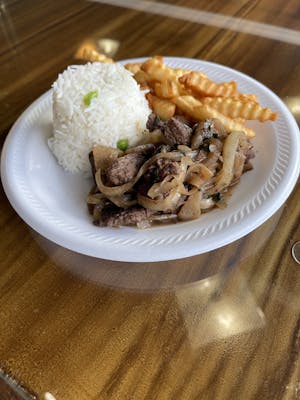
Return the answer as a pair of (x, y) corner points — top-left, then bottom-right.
(48, 62), (151, 175)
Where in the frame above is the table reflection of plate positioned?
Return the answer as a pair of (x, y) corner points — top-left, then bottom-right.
(1, 58), (300, 262)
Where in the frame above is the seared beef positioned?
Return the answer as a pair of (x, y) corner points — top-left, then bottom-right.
(191, 119), (227, 149)
(146, 113), (165, 132)
(163, 117), (193, 146)
(98, 206), (152, 227)
(173, 115), (194, 127)
(105, 152), (147, 186)
(135, 158), (180, 196)
(147, 114), (193, 146)
(156, 159), (180, 181)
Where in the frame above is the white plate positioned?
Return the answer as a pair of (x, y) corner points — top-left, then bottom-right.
(1, 57), (300, 262)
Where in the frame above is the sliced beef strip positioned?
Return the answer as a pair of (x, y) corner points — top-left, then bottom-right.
(97, 206), (153, 227)
(163, 117), (193, 146)
(105, 152), (147, 186)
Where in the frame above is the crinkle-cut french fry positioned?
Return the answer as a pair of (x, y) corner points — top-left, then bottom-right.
(179, 72), (238, 97)
(140, 83), (151, 91)
(200, 97), (278, 122)
(133, 70), (152, 86)
(174, 68), (191, 76)
(172, 96), (256, 138)
(141, 58), (204, 84)
(141, 58), (189, 96)
(237, 93), (258, 102)
(132, 56), (277, 130)
(153, 80), (179, 99)
(77, 48), (114, 63)
(141, 56), (164, 75)
(173, 68), (207, 79)
(234, 117), (246, 124)
(147, 93), (176, 120)
(141, 57), (177, 82)
(125, 63), (142, 74)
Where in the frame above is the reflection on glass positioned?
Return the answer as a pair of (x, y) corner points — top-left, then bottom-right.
(92, 0), (300, 46)
(1, 1), (18, 51)
(176, 272), (266, 348)
(75, 38), (120, 61)
(284, 96), (300, 124)
(97, 38), (120, 57)
(291, 241), (300, 265)
(30, 209), (282, 291)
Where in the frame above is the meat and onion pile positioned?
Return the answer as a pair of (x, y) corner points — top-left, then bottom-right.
(87, 114), (255, 228)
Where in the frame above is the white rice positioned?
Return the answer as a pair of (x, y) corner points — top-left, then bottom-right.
(48, 62), (151, 175)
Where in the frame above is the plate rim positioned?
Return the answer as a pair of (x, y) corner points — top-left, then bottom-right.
(1, 57), (300, 262)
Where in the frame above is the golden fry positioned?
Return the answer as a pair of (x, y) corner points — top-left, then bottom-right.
(172, 96), (256, 138)
(179, 72), (238, 97)
(128, 56), (277, 135)
(147, 93), (176, 120)
(153, 80), (179, 99)
(237, 93), (258, 102)
(124, 63), (142, 74)
(77, 47), (114, 63)
(173, 68), (207, 79)
(234, 117), (246, 124)
(141, 56), (189, 96)
(141, 56), (176, 81)
(133, 70), (152, 86)
(201, 97), (278, 122)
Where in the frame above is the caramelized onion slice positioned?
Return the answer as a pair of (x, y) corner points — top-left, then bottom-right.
(136, 213), (178, 229)
(92, 145), (122, 171)
(186, 163), (214, 188)
(177, 145), (199, 159)
(215, 131), (245, 191)
(137, 189), (181, 212)
(86, 192), (106, 205)
(106, 195), (137, 208)
(147, 179), (177, 199)
(124, 144), (156, 155)
(178, 190), (202, 221)
(199, 197), (215, 209)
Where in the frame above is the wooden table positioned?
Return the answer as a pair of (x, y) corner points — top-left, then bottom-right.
(1, 1), (300, 399)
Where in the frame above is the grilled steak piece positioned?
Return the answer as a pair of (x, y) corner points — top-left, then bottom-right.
(163, 117), (193, 146)
(191, 118), (227, 149)
(105, 152), (147, 186)
(146, 113), (165, 132)
(173, 115), (194, 127)
(98, 206), (152, 227)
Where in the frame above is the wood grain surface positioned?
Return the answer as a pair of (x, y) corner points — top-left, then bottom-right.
(0, 1), (300, 399)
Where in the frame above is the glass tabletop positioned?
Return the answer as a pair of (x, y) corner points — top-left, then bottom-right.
(0, 1), (300, 399)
